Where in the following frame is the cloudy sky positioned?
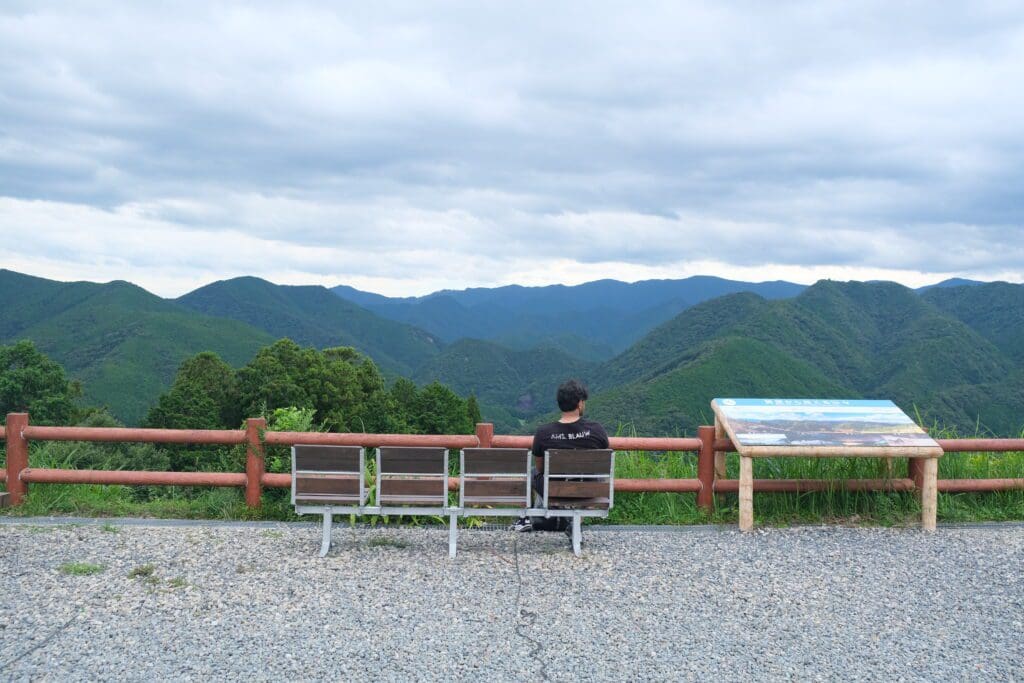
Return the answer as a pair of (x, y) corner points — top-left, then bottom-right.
(2, 2), (1022, 297)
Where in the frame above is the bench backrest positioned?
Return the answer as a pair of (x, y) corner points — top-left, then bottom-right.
(376, 446), (449, 506)
(292, 445), (367, 507)
(543, 449), (615, 510)
(459, 448), (531, 508)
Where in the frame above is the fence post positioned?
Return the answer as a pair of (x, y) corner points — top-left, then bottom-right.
(696, 425), (715, 513)
(5, 413), (29, 506)
(475, 422), (494, 448)
(245, 417), (267, 507)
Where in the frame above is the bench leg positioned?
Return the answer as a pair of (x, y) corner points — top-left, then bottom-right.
(921, 458), (938, 532)
(319, 511), (333, 557)
(449, 513), (458, 559)
(739, 455), (754, 532)
(571, 516), (582, 557)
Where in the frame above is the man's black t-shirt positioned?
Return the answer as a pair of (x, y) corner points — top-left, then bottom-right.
(532, 418), (610, 460)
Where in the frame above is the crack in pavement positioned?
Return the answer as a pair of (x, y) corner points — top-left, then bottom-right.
(511, 535), (551, 683)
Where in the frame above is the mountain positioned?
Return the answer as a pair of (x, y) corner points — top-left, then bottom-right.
(590, 337), (854, 433)
(332, 276), (807, 357)
(916, 278), (985, 292)
(0, 269), (273, 423)
(921, 282), (1024, 363)
(412, 338), (594, 431)
(589, 280), (1023, 436)
(177, 277), (443, 376)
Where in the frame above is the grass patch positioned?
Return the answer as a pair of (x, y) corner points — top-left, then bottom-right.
(167, 577), (188, 589)
(366, 536), (411, 549)
(60, 562), (105, 576)
(128, 564), (156, 579)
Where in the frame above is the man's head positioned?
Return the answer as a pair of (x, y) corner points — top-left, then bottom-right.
(556, 379), (589, 415)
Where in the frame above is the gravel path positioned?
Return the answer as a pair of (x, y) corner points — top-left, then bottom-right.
(1, 521), (1022, 681)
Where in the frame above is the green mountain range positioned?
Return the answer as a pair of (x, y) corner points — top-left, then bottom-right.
(176, 277), (443, 376)
(333, 276), (806, 357)
(588, 280), (1023, 435)
(0, 269), (273, 423)
(2, 268), (1021, 436)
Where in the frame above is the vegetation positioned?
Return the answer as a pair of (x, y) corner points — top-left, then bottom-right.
(7, 440), (1022, 525)
(590, 281), (1024, 437)
(2, 270), (1023, 526)
(413, 338), (594, 431)
(59, 562), (106, 576)
(0, 340), (85, 425)
(0, 269), (273, 423)
(176, 276), (442, 376)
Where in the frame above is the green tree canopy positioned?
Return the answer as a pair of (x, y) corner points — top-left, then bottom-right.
(145, 351), (241, 430)
(0, 340), (82, 425)
(236, 339), (395, 432)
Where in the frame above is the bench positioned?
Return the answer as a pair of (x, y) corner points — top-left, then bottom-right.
(292, 445), (615, 558)
(292, 445), (368, 557)
(542, 448), (615, 556)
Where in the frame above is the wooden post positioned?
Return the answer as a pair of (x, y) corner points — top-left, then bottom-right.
(696, 425), (715, 513)
(713, 417), (727, 480)
(921, 457), (938, 531)
(738, 455), (754, 531)
(475, 422), (493, 449)
(5, 413), (29, 506)
(908, 457), (924, 493)
(244, 417), (266, 508)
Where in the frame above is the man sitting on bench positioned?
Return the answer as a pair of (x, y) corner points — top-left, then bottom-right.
(513, 378), (610, 532)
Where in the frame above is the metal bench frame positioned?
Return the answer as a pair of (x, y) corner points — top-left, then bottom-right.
(540, 449), (616, 556)
(291, 445), (615, 558)
(450, 448), (533, 558)
(292, 445), (368, 557)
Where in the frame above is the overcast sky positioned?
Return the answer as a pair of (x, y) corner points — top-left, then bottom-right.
(1, 2), (1022, 297)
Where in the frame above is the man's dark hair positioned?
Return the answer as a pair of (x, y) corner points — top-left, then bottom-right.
(556, 379), (589, 412)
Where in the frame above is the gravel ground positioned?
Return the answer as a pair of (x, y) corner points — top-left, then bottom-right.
(1, 520), (1022, 682)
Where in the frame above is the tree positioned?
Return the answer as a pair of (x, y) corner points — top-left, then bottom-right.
(145, 352), (241, 429)
(466, 394), (482, 426)
(235, 339), (394, 432)
(0, 340), (82, 425)
(410, 382), (474, 435)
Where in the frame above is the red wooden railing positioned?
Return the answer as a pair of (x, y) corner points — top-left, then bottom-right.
(2, 412), (1023, 510)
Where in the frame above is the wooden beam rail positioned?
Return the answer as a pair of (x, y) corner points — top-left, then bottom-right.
(2, 413), (1023, 512)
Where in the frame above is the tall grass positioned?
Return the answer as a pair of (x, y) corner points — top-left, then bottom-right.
(3, 431), (1023, 525)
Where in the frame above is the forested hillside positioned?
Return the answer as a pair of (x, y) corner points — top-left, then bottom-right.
(333, 276), (806, 356)
(0, 270), (273, 423)
(2, 268), (1021, 436)
(588, 281), (1024, 435)
(177, 277), (442, 376)
(413, 338), (594, 430)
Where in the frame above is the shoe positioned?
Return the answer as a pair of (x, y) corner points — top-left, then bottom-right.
(510, 516), (533, 532)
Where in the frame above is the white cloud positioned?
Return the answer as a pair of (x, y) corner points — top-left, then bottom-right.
(0, 2), (1022, 296)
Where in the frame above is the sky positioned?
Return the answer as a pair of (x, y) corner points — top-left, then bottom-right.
(1, 2), (1023, 297)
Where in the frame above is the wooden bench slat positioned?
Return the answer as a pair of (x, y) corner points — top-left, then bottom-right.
(465, 479), (527, 498)
(296, 494), (362, 505)
(380, 478), (446, 499)
(547, 450), (613, 475)
(379, 447), (446, 474)
(296, 475), (360, 496)
(547, 480), (610, 498)
(462, 448), (530, 474)
(294, 445), (362, 472)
